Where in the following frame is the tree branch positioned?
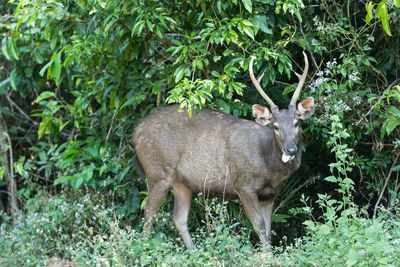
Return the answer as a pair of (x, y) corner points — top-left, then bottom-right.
(373, 153), (400, 218)
(6, 93), (38, 126)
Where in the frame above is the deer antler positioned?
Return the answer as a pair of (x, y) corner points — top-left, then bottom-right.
(249, 56), (277, 109)
(290, 52), (309, 106)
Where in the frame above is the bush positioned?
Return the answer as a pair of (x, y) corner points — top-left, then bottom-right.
(1, 191), (399, 266)
(277, 204), (400, 267)
(0, 191), (111, 266)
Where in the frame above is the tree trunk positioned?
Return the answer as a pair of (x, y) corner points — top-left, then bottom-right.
(156, 91), (163, 106)
(0, 113), (18, 224)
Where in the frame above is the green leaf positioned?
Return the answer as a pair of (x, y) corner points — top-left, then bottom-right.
(51, 53), (62, 86)
(39, 60), (53, 77)
(325, 176), (337, 183)
(10, 69), (17, 91)
(394, 0), (400, 8)
(36, 91), (56, 102)
(393, 165), (400, 172)
(257, 15), (272, 34)
(82, 166), (94, 182)
(99, 165), (107, 176)
(132, 20), (145, 36)
(38, 151), (47, 162)
(71, 176), (84, 189)
(241, 19), (253, 26)
(343, 178), (355, 185)
(174, 66), (185, 83)
(38, 117), (51, 139)
(384, 117), (400, 136)
(388, 106), (400, 117)
(105, 18), (117, 32)
(365, 2), (374, 24)
(1, 37), (10, 60)
(0, 77), (10, 93)
(215, 99), (231, 113)
(54, 175), (75, 185)
(10, 38), (19, 60)
(278, 63), (283, 74)
(243, 26), (254, 40)
(33, 49), (44, 64)
(155, 26), (164, 39)
(241, 0), (252, 13)
(377, 2), (392, 36)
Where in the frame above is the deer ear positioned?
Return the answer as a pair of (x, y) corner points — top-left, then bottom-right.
(252, 104), (272, 126)
(297, 97), (315, 120)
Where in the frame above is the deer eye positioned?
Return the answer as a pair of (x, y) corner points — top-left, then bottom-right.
(294, 121), (298, 127)
(273, 125), (279, 131)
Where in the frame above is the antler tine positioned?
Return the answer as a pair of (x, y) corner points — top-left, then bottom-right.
(249, 56), (277, 109)
(290, 52), (309, 106)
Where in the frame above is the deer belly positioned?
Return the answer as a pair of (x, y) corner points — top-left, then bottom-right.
(176, 164), (237, 198)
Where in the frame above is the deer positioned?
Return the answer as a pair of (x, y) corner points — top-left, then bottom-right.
(133, 52), (314, 249)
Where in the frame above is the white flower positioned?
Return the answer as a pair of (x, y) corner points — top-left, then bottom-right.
(349, 71), (359, 81)
(353, 95), (362, 105)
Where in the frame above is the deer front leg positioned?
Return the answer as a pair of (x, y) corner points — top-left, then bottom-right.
(237, 189), (268, 245)
(260, 199), (274, 244)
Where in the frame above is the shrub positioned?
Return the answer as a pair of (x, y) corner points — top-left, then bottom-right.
(276, 203), (400, 267)
(1, 191), (399, 266)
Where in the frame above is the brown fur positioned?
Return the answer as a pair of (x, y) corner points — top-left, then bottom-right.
(134, 102), (314, 249)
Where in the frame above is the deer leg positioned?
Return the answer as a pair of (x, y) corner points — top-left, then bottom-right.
(237, 190), (267, 245)
(172, 181), (194, 249)
(143, 180), (170, 234)
(260, 199), (274, 244)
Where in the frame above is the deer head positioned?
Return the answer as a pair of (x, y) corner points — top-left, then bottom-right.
(249, 52), (315, 163)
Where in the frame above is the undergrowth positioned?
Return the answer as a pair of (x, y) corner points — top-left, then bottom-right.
(1, 192), (399, 266)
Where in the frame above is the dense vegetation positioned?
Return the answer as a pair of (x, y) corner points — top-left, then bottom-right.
(0, 0), (399, 265)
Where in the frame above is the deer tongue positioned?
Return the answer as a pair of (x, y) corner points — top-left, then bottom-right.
(282, 153), (294, 163)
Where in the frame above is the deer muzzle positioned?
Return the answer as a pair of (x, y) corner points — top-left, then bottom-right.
(282, 145), (297, 163)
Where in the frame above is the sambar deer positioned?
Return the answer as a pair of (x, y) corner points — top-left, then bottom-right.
(133, 52), (314, 249)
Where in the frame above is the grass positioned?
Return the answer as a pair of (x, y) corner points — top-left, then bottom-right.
(1, 192), (399, 266)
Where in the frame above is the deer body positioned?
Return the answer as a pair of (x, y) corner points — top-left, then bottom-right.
(133, 53), (314, 248)
(134, 105), (302, 198)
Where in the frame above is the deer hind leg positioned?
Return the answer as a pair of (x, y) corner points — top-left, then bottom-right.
(143, 178), (171, 234)
(172, 181), (194, 249)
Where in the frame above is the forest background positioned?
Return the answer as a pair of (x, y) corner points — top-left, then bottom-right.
(0, 0), (400, 266)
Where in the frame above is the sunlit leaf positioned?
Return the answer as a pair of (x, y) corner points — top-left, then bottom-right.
(376, 2), (392, 36)
(51, 53), (62, 86)
(10, 69), (17, 91)
(365, 2), (374, 24)
(241, 0), (252, 13)
(39, 60), (53, 77)
(1, 37), (10, 60)
(10, 38), (19, 60)
(243, 26), (254, 40)
(54, 175), (75, 185)
(36, 91), (56, 102)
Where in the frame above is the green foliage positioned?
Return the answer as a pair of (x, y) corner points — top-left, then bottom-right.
(377, 85), (400, 138)
(0, 191), (112, 266)
(0, 0), (400, 264)
(280, 204), (400, 266)
(1, 191), (399, 266)
(366, 0), (400, 36)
